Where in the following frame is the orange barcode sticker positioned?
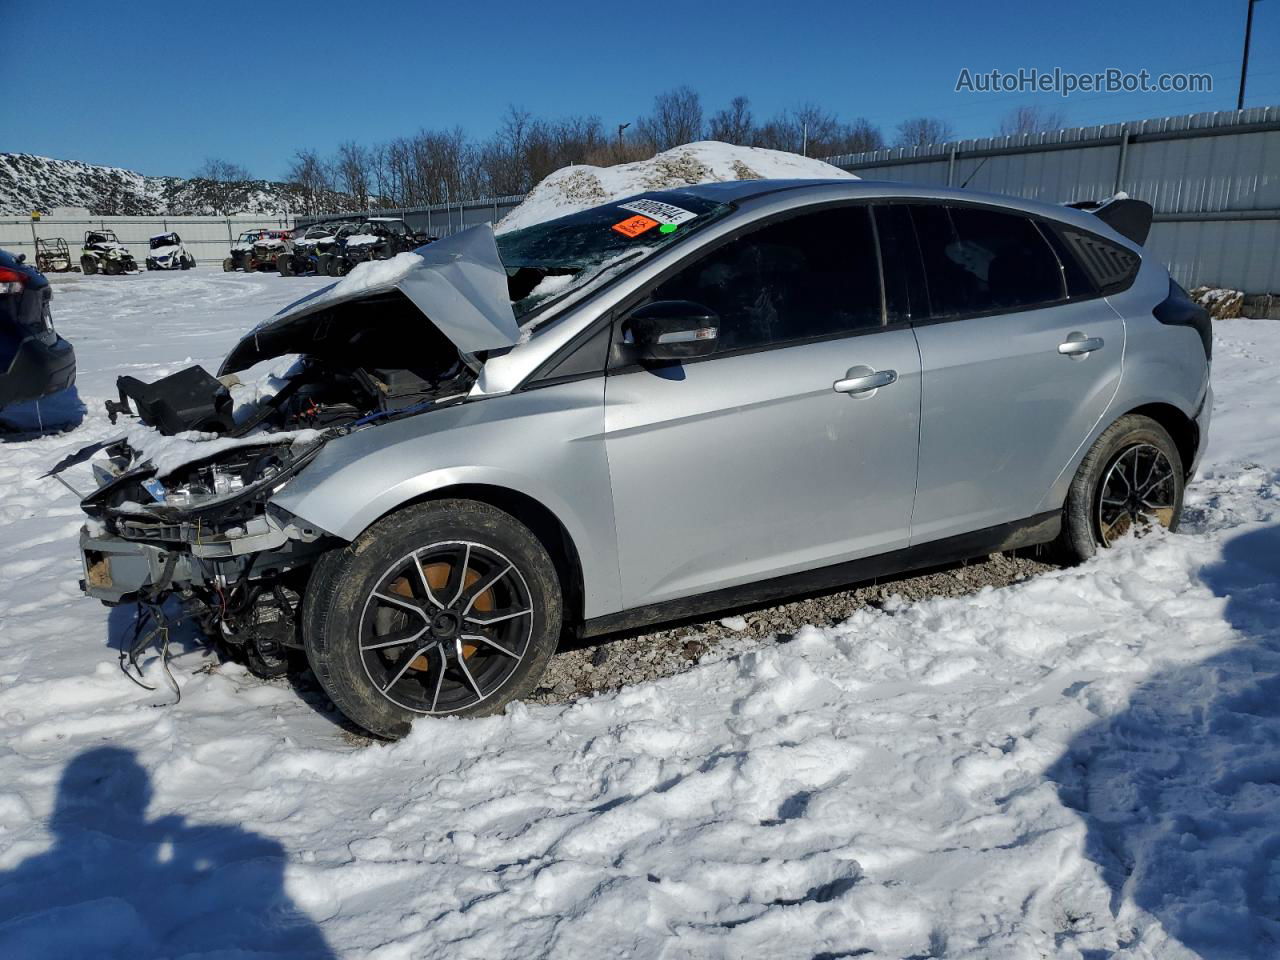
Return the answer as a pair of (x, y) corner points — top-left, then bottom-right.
(612, 214), (660, 238)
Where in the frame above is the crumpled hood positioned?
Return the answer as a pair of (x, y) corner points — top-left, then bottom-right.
(220, 225), (519, 375)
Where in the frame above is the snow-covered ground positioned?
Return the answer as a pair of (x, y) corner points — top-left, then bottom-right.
(0, 269), (1278, 959)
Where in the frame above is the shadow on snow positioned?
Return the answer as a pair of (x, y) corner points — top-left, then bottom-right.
(1048, 523), (1280, 958)
(0, 746), (336, 959)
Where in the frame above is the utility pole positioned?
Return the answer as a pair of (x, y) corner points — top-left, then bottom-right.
(1238, 0), (1261, 110)
(617, 122), (631, 155)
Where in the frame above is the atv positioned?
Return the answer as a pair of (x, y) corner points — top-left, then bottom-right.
(325, 218), (431, 277)
(145, 232), (197, 271)
(35, 238), (75, 273)
(80, 230), (139, 276)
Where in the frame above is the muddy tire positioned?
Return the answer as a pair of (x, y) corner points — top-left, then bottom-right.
(302, 499), (562, 739)
(277, 254), (293, 276)
(326, 256), (345, 277)
(1054, 414), (1184, 563)
(80, 256), (97, 275)
(223, 257), (235, 272)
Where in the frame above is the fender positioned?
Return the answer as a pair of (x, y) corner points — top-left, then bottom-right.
(269, 379), (624, 619)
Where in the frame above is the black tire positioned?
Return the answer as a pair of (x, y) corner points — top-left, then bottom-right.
(1055, 414), (1184, 563)
(180, 256), (192, 270)
(277, 254), (293, 276)
(326, 256), (345, 277)
(81, 256), (97, 275)
(223, 257), (235, 272)
(302, 499), (562, 739)
(103, 259), (119, 276)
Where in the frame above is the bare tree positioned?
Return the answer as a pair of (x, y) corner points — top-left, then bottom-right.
(194, 157), (252, 215)
(708, 96), (755, 145)
(895, 117), (956, 148)
(285, 149), (332, 215)
(998, 104), (1066, 137)
(636, 86), (704, 151)
(334, 141), (372, 209)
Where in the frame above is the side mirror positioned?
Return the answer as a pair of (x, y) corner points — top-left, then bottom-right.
(15, 253), (26, 264)
(626, 300), (719, 362)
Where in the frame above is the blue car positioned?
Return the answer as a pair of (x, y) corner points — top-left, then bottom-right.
(0, 248), (76, 411)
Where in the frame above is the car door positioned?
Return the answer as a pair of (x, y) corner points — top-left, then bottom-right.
(894, 202), (1126, 543)
(603, 204), (922, 609)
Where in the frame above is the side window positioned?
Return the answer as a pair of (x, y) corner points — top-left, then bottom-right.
(1056, 228), (1140, 295)
(1039, 224), (1098, 299)
(911, 205), (1065, 317)
(873, 204), (927, 322)
(651, 206), (883, 353)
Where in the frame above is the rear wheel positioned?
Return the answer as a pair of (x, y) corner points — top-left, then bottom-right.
(1055, 414), (1184, 562)
(302, 499), (562, 739)
(277, 254), (293, 276)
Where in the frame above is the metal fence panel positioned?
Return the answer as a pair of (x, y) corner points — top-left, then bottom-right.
(0, 214), (293, 266)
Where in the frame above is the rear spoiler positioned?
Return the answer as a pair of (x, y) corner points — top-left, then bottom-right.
(1066, 196), (1154, 246)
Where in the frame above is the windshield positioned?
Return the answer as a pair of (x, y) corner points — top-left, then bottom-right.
(496, 191), (731, 321)
(150, 235), (177, 249)
(238, 231), (260, 243)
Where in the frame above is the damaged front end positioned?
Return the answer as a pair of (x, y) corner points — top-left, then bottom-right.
(58, 225), (520, 677)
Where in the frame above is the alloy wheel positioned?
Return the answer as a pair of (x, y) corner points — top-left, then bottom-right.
(1096, 443), (1177, 546)
(358, 540), (534, 714)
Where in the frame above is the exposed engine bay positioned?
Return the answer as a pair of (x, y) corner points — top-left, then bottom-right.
(66, 289), (477, 682)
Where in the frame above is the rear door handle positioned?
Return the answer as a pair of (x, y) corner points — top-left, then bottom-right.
(1058, 334), (1105, 356)
(834, 368), (897, 395)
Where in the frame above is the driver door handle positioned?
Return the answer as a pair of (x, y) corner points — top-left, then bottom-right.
(1058, 335), (1105, 356)
(834, 369), (897, 395)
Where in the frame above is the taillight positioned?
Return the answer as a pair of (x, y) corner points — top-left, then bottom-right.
(0, 266), (25, 295)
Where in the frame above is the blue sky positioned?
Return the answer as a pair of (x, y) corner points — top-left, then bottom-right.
(5, 0), (1276, 180)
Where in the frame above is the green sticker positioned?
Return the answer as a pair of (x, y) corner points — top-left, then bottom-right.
(659, 223), (678, 234)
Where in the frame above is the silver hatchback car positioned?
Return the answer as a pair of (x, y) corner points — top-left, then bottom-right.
(69, 179), (1212, 737)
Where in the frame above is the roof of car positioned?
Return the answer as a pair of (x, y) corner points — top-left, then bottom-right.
(674, 177), (1126, 241)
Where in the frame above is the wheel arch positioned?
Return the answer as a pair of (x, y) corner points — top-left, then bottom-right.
(1121, 401), (1200, 478)
(371, 483), (587, 633)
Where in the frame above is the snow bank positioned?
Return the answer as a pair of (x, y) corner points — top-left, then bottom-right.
(497, 141), (857, 232)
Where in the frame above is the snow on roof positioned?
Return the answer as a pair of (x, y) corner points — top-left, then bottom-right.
(496, 140), (858, 232)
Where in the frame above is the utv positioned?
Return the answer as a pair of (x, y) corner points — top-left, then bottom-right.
(35, 238), (75, 273)
(222, 229), (285, 272)
(325, 218), (431, 277)
(145, 233), (197, 271)
(80, 230), (139, 275)
(276, 223), (342, 276)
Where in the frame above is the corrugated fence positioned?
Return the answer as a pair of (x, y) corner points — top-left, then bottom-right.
(0, 215), (294, 267)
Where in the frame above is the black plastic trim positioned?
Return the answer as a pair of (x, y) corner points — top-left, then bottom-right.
(1153, 279), (1212, 362)
(582, 510), (1060, 638)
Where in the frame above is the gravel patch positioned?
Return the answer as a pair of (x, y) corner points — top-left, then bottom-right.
(527, 551), (1054, 705)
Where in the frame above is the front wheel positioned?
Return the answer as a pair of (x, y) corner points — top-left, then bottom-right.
(81, 256), (97, 275)
(222, 257), (235, 272)
(1055, 414), (1184, 563)
(302, 500), (562, 739)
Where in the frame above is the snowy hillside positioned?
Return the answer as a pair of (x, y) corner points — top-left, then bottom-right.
(0, 272), (1277, 957)
(0, 153), (346, 217)
(498, 141), (857, 231)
